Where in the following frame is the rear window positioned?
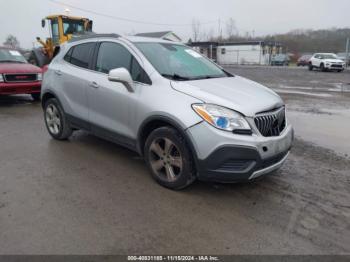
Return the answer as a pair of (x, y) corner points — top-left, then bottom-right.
(64, 42), (95, 69)
(0, 49), (27, 63)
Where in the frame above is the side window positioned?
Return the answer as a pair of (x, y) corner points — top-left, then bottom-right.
(130, 57), (152, 84)
(69, 42), (95, 69)
(51, 18), (59, 46)
(64, 47), (73, 62)
(96, 42), (151, 84)
(96, 42), (132, 74)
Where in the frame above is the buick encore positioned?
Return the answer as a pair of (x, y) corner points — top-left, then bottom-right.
(41, 34), (294, 189)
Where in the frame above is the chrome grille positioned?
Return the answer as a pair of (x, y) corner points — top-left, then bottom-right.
(254, 107), (286, 137)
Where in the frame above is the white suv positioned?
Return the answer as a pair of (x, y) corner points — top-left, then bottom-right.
(309, 53), (345, 72)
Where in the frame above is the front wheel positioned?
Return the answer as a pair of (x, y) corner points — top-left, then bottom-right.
(320, 63), (326, 72)
(44, 98), (73, 140)
(144, 127), (196, 190)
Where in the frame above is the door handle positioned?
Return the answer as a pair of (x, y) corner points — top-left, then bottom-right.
(55, 70), (62, 76)
(89, 81), (99, 88)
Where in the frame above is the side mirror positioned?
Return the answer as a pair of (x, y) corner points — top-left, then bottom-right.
(108, 68), (134, 92)
(41, 19), (46, 28)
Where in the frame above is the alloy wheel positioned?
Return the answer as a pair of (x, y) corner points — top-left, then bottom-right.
(149, 137), (183, 182)
(45, 104), (61, 135)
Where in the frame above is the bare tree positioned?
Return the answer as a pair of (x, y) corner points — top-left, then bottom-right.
(226, 18), (237, 40)
(192, 19), (202, 42)
(3, 35), (20, 49)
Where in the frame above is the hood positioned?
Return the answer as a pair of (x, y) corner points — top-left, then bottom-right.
(171, 76), (284, 117)
(324, 59), (344, 63)
(0, 63), (42, 74)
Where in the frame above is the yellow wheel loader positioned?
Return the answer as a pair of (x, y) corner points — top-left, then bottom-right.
(30, 14), (93, 67)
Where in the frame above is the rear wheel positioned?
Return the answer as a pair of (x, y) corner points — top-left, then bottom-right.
(308, 63), (313, 71)
(44, 98), (72, 140)
(31, 93), (41, 101)
(144, 127), (196, 190)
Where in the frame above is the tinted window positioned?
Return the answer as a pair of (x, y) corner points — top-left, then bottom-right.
(96, 42), (151, 84)
(96, 42), (132, 74)
(68, 43), (95, 69)
(64, 47), (73, 62)
(130, 57), (151, 84)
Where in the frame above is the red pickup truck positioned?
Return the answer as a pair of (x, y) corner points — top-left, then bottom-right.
(0, 47), (42, 101)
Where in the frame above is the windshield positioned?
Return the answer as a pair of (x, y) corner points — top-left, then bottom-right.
(63, 19), (85, 35)
(320, 54), (338, 59)
(0, 49), (27, 63)
(135, 42), (228, 80)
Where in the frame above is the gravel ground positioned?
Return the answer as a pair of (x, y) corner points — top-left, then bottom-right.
(0, 67), (349, 255)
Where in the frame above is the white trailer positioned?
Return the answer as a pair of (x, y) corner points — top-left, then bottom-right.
(217, 42), (271, 65)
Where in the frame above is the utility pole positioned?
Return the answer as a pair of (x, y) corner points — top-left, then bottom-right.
(346, 37), (349, 67)
(218, 19), (222, 40)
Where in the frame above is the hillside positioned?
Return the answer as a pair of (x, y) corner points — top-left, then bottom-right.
(217, 28), (350, 55)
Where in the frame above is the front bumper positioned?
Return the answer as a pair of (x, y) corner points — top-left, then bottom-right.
(0, 82), (41, 95)
(186, 122), (294, 182)
(325, 64), (345, 70)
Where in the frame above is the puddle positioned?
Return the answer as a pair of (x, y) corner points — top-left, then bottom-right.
(273, 84), (350, 93)
(274, 89), (334, 98)
(287, 109), (350, 156)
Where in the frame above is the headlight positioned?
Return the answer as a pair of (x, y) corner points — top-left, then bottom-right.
(192, 104), (251, 132)
(0, 74), (3, 82)
(37, 73), (43, 81)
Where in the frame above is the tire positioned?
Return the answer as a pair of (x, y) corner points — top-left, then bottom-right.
(308, 64), (313, 71)
(320, 63), (326, 72)
(337, 69), (344, 73)
(31, 93), (41, 101)
(44, 98), (73, 140)
(144, 126), (196, 190)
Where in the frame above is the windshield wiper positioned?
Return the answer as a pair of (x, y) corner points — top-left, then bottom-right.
(161, 73), (191, 81)
(0, 60), (25, 63)
(193, 75), (226, 80)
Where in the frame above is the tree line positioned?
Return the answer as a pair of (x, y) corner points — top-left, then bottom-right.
(191, 18), (350, 55)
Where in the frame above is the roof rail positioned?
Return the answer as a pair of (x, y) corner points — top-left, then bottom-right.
(68, 33), (121, 43)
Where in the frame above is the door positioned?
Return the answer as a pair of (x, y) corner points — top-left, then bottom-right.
(86, 41), (150, 144)
(313, 54), (321, 67)
(59, 42), (96, 125)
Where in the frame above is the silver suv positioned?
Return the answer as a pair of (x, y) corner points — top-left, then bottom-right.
(41, 34), (294, 189)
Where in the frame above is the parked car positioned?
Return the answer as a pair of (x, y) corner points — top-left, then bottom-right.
(41, 34), (294, 189)
(0, 46), (42, 100)
(309, 53), (346, 72)
(271, 54), (289, 66)
(297, 55), (312, 66)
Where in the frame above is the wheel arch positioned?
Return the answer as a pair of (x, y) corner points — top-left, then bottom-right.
(137, 116), (199, 171)
(41, 90), (58, 108)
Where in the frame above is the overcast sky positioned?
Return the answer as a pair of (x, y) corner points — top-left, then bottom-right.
(0, 0), (349, 49)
